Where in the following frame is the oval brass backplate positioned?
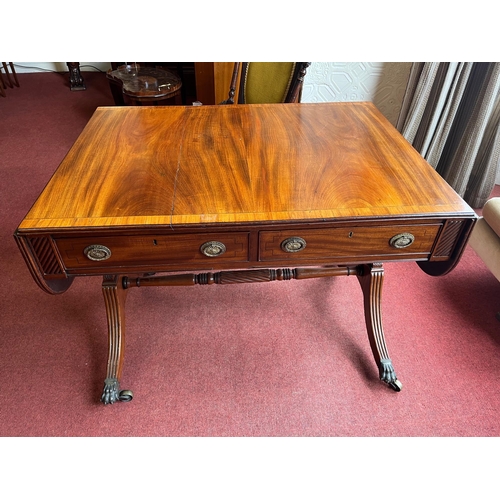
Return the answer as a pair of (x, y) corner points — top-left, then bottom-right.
(389, 233), (415, 249)
(200, 241), (226, 257)
(281, 237), (307, 253)
(84, 244), (112, 261)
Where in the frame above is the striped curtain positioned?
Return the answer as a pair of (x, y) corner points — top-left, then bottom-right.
(397, 62), (500, 208)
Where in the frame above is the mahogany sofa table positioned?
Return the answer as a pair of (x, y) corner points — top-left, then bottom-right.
(14, 102), (476, 404)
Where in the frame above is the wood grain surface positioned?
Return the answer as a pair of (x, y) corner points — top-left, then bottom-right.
(19, 102), (474, 230)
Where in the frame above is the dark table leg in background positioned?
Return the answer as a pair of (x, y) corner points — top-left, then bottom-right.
(67, 62), (86, 91)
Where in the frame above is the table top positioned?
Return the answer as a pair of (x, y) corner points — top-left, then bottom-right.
(18, 102), (474, 232)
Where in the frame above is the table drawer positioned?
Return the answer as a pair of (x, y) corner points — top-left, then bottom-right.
(56, 232), (249, 269)
(259, 224), (441, 261)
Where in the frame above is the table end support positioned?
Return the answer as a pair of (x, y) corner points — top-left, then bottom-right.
(101, 275), (133, 404)
(357, 263), (402, 392)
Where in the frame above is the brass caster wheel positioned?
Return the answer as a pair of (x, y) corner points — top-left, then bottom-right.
(118, 389), (134, 402)
(388, 379), (402, 392)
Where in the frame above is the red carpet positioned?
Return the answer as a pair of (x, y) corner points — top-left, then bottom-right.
(1, 71), (500, 437)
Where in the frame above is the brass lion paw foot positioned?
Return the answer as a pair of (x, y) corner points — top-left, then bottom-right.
(101, 377), (134, 404)
(379, 359), (402, 392)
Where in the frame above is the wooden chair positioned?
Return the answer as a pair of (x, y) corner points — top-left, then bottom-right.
(222, 62), (310, 104)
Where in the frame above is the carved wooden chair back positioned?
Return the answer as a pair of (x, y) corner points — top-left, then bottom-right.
(222, 62), (310, 104)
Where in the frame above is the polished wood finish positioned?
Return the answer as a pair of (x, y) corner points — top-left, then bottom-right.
(123, 266), (359, 288)
(288, 62), (310, 103)
(17, 103), (473, 229)
(357, 263), (401, 390)
(15, 102), (477, 403)
(106, 64), (182, 106)
(101, 275), (129, 404)
(221, 62), (241, 104)
(194, 62), (238, 104)
(258, 224), (441, 261)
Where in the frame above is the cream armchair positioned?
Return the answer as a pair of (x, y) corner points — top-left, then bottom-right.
(468, 197), (500, 318)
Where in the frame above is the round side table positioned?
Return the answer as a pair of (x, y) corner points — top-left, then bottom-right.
(107, 64), (182, 105)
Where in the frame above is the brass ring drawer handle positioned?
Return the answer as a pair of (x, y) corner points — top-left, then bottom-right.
(281, 237), (307, 253)
(84, 244), (112, 261)
(389, 233), (415, 249)
(200, 241), (226, 257)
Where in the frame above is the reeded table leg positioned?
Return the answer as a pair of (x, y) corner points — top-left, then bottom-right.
(101, 275), (133, 404)
(357, 263), (402, 391)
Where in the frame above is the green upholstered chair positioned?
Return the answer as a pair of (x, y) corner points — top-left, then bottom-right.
(222, 62), (310, 104)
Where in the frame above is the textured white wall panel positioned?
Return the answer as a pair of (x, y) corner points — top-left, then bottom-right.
(302, 62), (412, 126)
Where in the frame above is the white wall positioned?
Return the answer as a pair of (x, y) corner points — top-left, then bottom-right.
(302, 62), (412, 126)
(13, 62), (111, 73)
